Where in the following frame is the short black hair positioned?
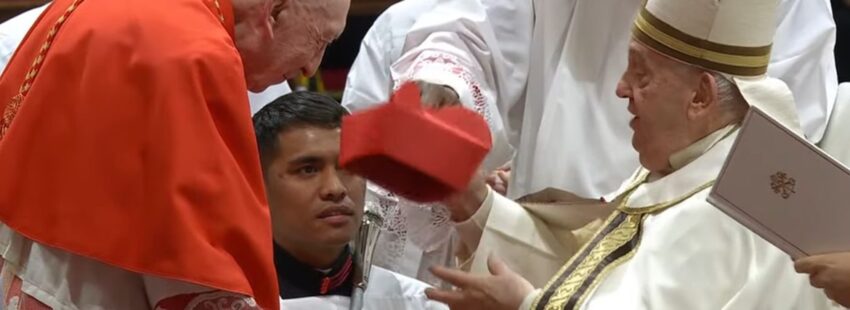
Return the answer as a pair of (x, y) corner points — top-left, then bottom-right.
(252, 91), (349, 170)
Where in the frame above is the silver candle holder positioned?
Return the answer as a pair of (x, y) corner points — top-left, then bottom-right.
(350, 209), (383, 310)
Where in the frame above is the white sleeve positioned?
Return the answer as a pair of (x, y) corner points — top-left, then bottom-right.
(389, 0), (526, 171)
(770, 0), (837, 143)
(461, 190), (584, 287)
(248, 82), (291, 115)
(519, 289), (543, 310)
(341, 13), (395, 112)
(142, 275), (259, 309)
(582, 196), (839, 310)
(390, 16), (498, 125)
(453, 187), (495, 255)
(0, 5), (49, 74)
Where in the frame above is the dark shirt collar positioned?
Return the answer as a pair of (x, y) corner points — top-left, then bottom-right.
(274, 242), (354, 299)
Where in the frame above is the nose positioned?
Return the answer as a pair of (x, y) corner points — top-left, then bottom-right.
(301, 51), (326, 77)
(615, 75), (631, 99)
(319, 169), (347, 203)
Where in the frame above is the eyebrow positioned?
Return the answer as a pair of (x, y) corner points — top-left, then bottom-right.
(629, 48), (651, 72)
(287, 155), (324, 166)
(628, 48), (643, 62)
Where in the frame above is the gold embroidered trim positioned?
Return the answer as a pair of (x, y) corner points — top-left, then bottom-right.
(532, 212), (642, 310)
(0, 0), (86, 140)
(632, 7), (771, 76)
(0, 0), (226, 140)
(619, 180), (716, 215)
(213, 0), (225, 23)
(532, 179), (716, 309)
(637, 7), (771, 56)
(573, 233), (642, 309)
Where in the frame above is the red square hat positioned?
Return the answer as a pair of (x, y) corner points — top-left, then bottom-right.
(340, 82), (492, 203)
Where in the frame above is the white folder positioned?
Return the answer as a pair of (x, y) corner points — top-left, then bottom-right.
(708, 107), (850, 259)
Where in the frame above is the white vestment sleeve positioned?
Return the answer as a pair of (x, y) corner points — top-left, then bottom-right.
(583, 193), (840, 310)
(279, 267), (449, 310)
(142, 275), (259, 308)
(248, 82), (291, 115)
(769, 0), (837, 142)
(454, 189), (611, 287)
(519, 289), (543, 310)
(0, 4), (49, 74)
(341, 12), (395, 112)
(391, 32), (514, 170)
(388, 0), (531, 171)
(453, 187), (496, 271)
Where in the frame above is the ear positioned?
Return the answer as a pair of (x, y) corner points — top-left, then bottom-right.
(257, 0), (281, 40)
(687, 71), (718, 121)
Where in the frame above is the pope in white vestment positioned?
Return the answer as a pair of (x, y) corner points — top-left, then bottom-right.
(509, 0), (838, 200)
(280, 266), (447, 310)
(341, 0), (532, 287)
(425, 0), (842, 309)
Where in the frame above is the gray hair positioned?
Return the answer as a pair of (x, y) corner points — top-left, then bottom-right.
(672, 58), (749, 123)
(710, 71), (749, 123)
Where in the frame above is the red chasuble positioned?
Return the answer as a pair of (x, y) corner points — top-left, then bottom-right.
(0, 0), (278, 308)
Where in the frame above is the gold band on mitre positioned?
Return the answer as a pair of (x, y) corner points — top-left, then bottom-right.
(632, 7), (772, 76)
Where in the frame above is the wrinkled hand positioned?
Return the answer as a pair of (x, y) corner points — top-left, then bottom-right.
(485, 166), (511, 196)
(425, 255), (534, 310)
(442, 169), (489, 222)
(795, 252), (850, 307)
(416, 81), (460, 108)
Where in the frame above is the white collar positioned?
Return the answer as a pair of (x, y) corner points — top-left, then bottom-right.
(612, 127), (739, 209)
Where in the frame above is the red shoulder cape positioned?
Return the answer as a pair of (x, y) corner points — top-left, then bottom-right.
(0, 0), (278, 308)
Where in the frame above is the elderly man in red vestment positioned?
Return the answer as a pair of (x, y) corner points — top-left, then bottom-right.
(0, 0), (348, 309)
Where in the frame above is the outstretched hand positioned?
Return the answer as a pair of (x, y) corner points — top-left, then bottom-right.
(425, 255), (534, 310)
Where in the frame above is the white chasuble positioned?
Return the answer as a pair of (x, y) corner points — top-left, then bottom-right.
(528, 130), (838, 310)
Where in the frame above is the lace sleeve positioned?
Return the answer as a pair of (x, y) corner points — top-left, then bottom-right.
(366, 182), (456, 287)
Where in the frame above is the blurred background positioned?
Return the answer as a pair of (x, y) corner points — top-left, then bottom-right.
(1, 0), (849, 100)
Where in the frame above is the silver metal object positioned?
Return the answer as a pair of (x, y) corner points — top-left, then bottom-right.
(350, 209), (383, 310)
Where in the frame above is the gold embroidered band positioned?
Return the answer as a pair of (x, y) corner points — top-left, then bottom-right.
(532, 180), (716, 309)
(0, 0), (226, 140)
(632, 7), (771, 76)
(533, 210), (643, 310)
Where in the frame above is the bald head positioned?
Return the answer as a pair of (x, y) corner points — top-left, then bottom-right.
(232, 0), (350, 92)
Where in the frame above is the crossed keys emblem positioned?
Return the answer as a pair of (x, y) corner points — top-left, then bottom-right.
(770, 171), (796, 199)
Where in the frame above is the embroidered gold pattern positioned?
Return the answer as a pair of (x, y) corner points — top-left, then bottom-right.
(770, 171), (796, 199)
(0, 0), (227, 140)
(535, 213), (642, 310)
(532, 178), (716, 310)
(214, 0), (225, 23)
(632, 7), (771, 76)
(0, 95), (22, 138)
(0, 0), (85, 140)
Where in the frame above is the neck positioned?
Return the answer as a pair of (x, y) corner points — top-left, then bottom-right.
(656, 122), (738, 178)
(275, 239), (346, 269)
(650, 116), (740, 177)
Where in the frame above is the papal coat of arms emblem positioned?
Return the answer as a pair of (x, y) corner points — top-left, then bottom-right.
(770, 171), (796, 199)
